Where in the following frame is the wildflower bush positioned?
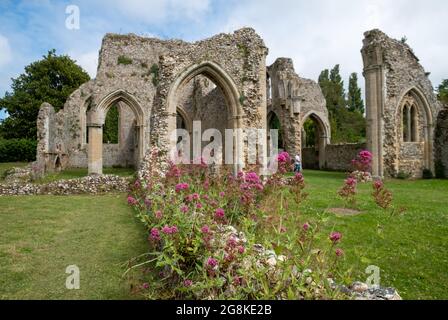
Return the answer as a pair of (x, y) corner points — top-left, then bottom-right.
(338, 177), (358, 207)
(350, 150), (373, 183)
(126, 148), (350, 300)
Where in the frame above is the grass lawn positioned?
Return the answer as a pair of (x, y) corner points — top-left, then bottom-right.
(0, 194), (148, 300)
(293, 170), (448, 300)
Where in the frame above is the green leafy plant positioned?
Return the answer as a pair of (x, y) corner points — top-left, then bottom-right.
(117, 55), (133, 65)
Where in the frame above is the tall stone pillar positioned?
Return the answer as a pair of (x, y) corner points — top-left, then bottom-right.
(88, 124), (103, 175)
(362, 43), (385, 178)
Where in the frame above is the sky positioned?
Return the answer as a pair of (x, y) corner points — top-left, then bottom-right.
(0, 0), (447, 120)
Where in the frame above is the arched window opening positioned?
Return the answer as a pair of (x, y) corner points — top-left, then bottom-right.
(402, 104), (410, 142)
(411, 105), (418, 142)
(103, 104), (119, 144)
(301, 114), (328, 170)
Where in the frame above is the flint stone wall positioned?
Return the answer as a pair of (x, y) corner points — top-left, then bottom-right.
(362, 29), (442, 178)
(303, 143), (366, 172)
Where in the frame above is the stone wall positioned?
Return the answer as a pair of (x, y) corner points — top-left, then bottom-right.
(362, 29), (442, 178)
(37, 28), (268, 176)
(323, 143), (367, 172)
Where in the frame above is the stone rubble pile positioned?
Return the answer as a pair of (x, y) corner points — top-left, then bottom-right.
(0, 174), (131, 196)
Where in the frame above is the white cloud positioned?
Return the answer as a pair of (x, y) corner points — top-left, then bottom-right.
(216, 0), (448, 94)
(0, 34), (12, 67)
(71, 50), (99, 78)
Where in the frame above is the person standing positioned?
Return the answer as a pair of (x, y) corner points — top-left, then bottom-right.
(294, 153), (302, 173)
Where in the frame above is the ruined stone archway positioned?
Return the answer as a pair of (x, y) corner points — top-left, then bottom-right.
(87, 90), (146, 175)
(300, 111), (330, 169)
(165, 61), (245, 170)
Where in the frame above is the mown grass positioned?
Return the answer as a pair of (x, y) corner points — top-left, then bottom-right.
(289, 170), (448, 300)
(0, 194), (148, 300)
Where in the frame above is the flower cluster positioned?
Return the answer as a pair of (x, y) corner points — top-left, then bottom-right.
(127, 150), (351, 300)
(351, 150), (373, 174)
(372, 179), (393, 210)
(338, 177), (357, 205)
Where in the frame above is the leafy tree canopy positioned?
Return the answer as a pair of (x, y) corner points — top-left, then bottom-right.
(0, 49), (90, 139)
(318, 65), (366, 143)
(438, 79), (448, 105)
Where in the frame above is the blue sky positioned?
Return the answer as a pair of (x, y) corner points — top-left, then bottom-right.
(1, 0), (447, 120)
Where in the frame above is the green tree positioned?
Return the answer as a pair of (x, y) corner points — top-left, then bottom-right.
(438, 79), (448, 104)
(318, 65), (366, 143)
(103, 104), (119, 144)
(0, 50), (90, 139)
(347, 73), (364, 114)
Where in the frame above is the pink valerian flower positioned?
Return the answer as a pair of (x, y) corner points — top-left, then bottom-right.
(233, 276), (243, 286)
(184, 279), (193, 287)
(141, 283), (150, 289)
(185, 194), (194, 202)
(215, 208), (225, 219)
(345, 177), (357, 187)
(166, 163), (182, 178)
(144, 198), (152, 208)
(335, 248), (344, 257)
(219, 191), (225, 198)
(330, 232), (342, 243)
(227, 236), (238, 248)
(175, 183), (189, 193)
(155, 210), (163, 219)
(206, 257), (218, 269)
(150, 228), (161, 241)
(192, 193), (200, 200)
(162, 225), (179, 235)
(201, 225), (210, 234)
(196, 203), (203, 209)
(202, 194), (209, 201)
(352, 150), (373, 172)
(373, 179), (383, 190)
(224, 253), (235, 262)
(303, 222), (310, 231)
(277, 151), (290, 164)
(134, 180), (141, 188)
(237, 246), (245, 254)
(127, 196), (138, 206)
(203, 179), (210, 190)
(180, 205), (189, 213)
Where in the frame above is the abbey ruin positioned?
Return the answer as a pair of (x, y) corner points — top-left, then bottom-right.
(35, 28), (447, 179)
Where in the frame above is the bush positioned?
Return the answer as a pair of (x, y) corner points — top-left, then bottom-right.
(422, 168), (433, 180)
(435, 160), (446, 179)
(396, 171), (410, 180)
(126, 149), (349, 300)
(0, 139), (37, 162)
